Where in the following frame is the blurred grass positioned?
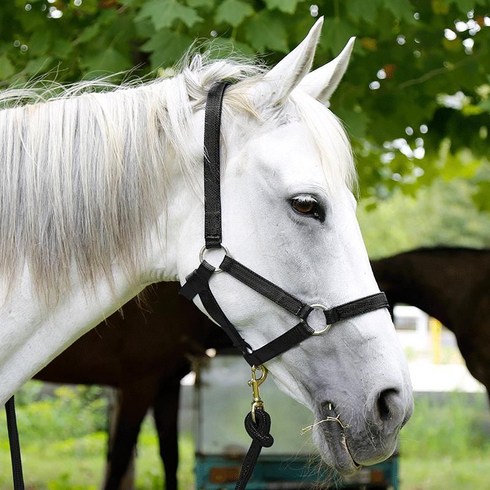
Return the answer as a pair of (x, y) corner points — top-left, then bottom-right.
(1, 383), (489, 489)
(0, 382), (182, 490)
(400, 392), (490, 489)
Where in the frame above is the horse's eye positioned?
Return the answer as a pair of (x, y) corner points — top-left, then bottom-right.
(291, 196), (324, 221)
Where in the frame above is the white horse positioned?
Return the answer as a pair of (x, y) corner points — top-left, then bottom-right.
(0, 19), (412, 474)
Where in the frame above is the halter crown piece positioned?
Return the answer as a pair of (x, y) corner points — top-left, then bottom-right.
(179, 82), (390, 489)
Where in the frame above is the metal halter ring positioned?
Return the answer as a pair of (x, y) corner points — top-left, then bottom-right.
(199, 245), (230, 273)
(308, 304), (332, 336)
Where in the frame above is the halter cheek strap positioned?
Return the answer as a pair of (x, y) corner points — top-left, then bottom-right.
(179, 81), (389, 367)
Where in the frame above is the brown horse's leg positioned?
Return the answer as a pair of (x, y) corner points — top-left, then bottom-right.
(103, 380), (157, 490)
(153, 371), (187, 490)
(104, 389), (135, 490)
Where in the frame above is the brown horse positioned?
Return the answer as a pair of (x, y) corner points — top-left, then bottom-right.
(34, 282), (229, 490)
(371, 247), (490, 400)
(34, 246), (489, 489)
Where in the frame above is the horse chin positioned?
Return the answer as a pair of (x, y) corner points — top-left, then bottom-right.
(312, 403), (360, 477)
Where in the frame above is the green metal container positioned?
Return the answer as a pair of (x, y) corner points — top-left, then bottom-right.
(194, 354), (399, 490)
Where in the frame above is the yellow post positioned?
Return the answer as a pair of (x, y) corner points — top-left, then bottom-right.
(430, 317), (442, 364)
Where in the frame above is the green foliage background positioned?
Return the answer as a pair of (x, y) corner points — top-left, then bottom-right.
(0, 1), (489, 220)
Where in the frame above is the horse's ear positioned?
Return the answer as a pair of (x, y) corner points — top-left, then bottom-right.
(258, 17), (323, 107)
(298, 37), (355, 104)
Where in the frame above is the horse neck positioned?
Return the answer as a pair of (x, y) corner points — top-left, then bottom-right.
(373, 249), (475, 331)
(0, 263), (147, 405)
(0, 77), (205, 404)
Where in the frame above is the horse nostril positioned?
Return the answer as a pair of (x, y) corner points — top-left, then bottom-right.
(377, 388), (400, 422)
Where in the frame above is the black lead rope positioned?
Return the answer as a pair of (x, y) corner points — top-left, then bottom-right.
(235, 408), (274, 490)
(5, 396), (25, 490)
(180, 81), (390, 489)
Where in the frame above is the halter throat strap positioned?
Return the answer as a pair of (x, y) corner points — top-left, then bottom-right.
(180, 81), (389, 366)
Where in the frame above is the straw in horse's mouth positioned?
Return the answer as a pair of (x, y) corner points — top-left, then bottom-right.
(301, 402), (350, 434)
(302, 402), (361, 470)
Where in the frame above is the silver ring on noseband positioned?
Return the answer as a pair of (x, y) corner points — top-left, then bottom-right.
(308, 304), (332, 335)
(199, 245), (230, 273)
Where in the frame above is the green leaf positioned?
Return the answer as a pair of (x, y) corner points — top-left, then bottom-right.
(119, 0), (142, 6)
(473, 179), (490, 212)
(347, 0), (383, 23)
(0, 54), (15, 79)
(141, 29), (193, 67)
(73, 0), (99, 14)
(28, 31), (51, 57)
(384, 0), (415, 22)
(431, 0), (450, 15)
(187, 0), (215, 7)
(449, 0), (483, 14)
(215, 0), (254, 27)
(23, 57), (55, 77)
(80, 47), (131, 74)
(244, 11), (289, 53)
(264, 0), (303, 14)
(76, 23), (102, 45)
(135, 0), (203, 30)
(50, 39), (73, 60)
(320, 17), (356, 55)
(478, 99), (490, 113)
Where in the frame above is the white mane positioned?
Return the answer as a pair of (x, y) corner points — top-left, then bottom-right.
(0, 53), (355, 303)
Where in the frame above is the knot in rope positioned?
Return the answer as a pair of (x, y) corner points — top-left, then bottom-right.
(244, 409), (274, 447)
(234, 407), (274, 490)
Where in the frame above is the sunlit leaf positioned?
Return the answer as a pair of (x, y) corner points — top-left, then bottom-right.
(385, 0), (415, 22)
(244, 11), (289, 53)
(347, 0), (383, 23)
(142, 29), (193, 68)
(76, 23), (102, 45)
(320, 17), (357, 55)
(0, 54), (15, 79)
(23, 57), (55, 77)
(215, 0), (254, 27)
(187, 0), (215, 7)
(136, 0), (203, 30)
(80, 47), (131, 74)
(28, 31), (51, 57)
(264, 0), (304, 14)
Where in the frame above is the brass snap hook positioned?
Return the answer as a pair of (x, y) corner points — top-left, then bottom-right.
(248, 365), (268, 422)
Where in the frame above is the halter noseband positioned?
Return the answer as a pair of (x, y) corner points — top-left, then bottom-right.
(180, 81), (389, 367)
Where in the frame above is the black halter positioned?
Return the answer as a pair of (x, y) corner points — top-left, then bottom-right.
(180, 81), (389, 367)
(180, 82), (389, 490)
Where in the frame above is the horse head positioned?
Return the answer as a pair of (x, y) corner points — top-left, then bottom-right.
(164, 18), (413, 474)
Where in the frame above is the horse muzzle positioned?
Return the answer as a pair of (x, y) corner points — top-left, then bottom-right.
(313, 387), (413, 475)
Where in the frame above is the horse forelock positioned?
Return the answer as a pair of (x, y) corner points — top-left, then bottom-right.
(0, 52), (355, 304)
(290, 90), (357, 195)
